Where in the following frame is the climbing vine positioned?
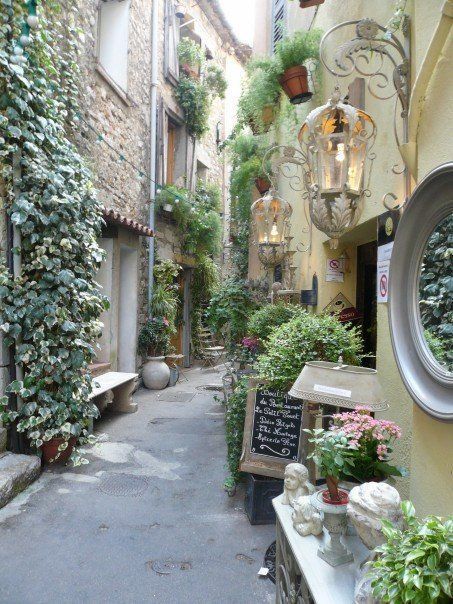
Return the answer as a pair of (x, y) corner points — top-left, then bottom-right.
(0, 1), (107, 463)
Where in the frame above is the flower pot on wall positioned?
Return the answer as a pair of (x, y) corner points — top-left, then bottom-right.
(249, 104), (275, 134)
(279, 65), (312, 105)
(41, 437), (76, 464)
(142, 356), (170, 390)
(182, 64), (199, 79)
(254, 177), (271, 195)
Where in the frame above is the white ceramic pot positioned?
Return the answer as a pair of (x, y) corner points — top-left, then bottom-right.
(142, 356), (170, 390)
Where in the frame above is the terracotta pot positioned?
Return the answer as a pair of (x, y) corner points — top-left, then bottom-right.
(254, 177), (271, 195)
(249, 104), (275, 134)
(321, 487), (349, 506)
(41, 437), (76, 464)
(299, 0), (325, 8)
(182, 64), (199, 79)
(279, 65), (312, 105)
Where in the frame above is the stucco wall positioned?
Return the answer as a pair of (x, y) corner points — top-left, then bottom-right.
(251, 0), (452, 510)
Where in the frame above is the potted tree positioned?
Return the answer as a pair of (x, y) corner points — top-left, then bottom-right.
(177, 37), (204, 79)
(138, 316), (172, 390)
(274, 29), (322, 104)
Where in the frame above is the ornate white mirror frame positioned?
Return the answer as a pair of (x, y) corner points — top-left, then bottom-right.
(389, 162), (453, 421)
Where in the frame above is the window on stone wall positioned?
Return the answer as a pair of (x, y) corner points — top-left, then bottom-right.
(98, 0), (131, 92)
(165, 0), (180, 84)
(196, 160), (208, 183)
(271, 0), (286, 54)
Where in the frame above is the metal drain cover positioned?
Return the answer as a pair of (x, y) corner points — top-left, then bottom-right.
(99, 473), (150, 497)
(157, 391), (194, 403)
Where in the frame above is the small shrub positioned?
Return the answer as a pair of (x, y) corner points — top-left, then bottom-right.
(175, 75), (210, 138)
(247, 303), (299, 345)
(205, 63), (227, 98)
(224, 378), (249, 488)
(274, 29), (322, 74)
(369, 502), (453, 603)
(257, 310), (363, 391)
(177, 38), (205, 69)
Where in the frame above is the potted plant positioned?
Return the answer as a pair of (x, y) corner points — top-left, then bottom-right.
(369, 501), (453, 603)
(274, 29), (322, 104)
(138, 316), (172, 389)
(205, 63), (227, 99)
(177, 37), (205, 78)
(306, 407), (405, 503)
(237, 58), (281, 134)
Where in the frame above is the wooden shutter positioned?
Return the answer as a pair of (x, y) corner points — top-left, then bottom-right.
(156, 98), (169, 186)
(271, 0), (286, 54)
(164, 0), (180, 84)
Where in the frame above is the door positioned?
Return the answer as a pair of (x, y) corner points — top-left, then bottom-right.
(356, 241), (377, 368)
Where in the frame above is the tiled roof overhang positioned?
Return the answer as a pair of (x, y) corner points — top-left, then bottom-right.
(102, 208), (154, 237)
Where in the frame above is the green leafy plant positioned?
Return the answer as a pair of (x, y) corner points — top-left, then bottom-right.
(175, 75), (211, 138)
(273, 29), (322, 74)
(247, 302), (299, 348)
(191, 254), (219, 357)
(0, 2), (107, 464)
(369, 501), (453, 603)
(177, 37), (205, 70)
(257, 310), (363, 391)
(237, 57), (281, 133)
(206, 278), (258, 350)
(205, 63), (227, 99)
(224, 377), (249, 489)
(137, 316), (172, 357)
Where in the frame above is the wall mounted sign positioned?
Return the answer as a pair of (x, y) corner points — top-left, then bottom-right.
(325, 258), (344, 282)
(240, 378), (314, 479)
(323, 293), (362, 323)
(377, 210), (400, 303)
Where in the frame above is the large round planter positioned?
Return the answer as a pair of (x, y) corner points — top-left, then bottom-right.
(41, 437), (76, 465)
(142, 356), (170, 390)
(279, 65), (312, 105)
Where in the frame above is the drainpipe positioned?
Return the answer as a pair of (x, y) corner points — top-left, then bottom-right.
(148, 0), (159, 307)
(400, 0), (453, 178)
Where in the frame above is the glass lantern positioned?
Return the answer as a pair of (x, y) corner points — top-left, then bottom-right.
(299, 88), (376, 248)
(251, 189), (293, 267)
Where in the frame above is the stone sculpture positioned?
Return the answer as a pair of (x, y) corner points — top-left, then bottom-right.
(347, 482), (405, 604)
(282, 463), (316, 507)
(292, 495), (323, 537)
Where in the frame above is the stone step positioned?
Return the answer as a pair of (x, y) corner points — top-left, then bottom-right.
(0, 452), (41, 509)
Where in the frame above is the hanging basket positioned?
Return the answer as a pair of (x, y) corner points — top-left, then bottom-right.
(249, 104), (275, 134)
(279, 65), (312, 105)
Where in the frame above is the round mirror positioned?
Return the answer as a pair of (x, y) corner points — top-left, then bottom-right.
(389, 163), (453, 421)
(419, 214), (453, 374)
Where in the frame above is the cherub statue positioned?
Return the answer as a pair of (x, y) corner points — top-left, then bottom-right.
(292, 495), (323, 537)
(282, 463), (315, 507)
(347, 482), (405, 604)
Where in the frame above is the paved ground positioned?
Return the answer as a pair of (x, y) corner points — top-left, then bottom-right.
(0, 368), (275, 604)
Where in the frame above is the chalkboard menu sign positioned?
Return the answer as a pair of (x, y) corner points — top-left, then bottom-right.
(240, 378), (313, 479)
(250, 389), (302, 461)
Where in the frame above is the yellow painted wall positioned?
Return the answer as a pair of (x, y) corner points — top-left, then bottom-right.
(251, 0), (453, 511)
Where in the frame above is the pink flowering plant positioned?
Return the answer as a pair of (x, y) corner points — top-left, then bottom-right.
(306, 407), (406, 502)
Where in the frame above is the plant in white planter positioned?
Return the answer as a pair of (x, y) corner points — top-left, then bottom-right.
(138, 316), (172, 390)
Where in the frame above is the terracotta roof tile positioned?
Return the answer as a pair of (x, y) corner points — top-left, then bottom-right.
(102, 208), (154, 237)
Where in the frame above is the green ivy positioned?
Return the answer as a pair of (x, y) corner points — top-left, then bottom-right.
(0, 1), (107, 464)
(191, 254), (219, 357)
(224, 377), (249, 489)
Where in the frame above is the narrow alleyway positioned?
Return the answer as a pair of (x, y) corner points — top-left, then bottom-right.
(0, 369), (274, 604)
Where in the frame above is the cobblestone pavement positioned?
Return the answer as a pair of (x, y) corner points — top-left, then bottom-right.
(0, 368), (275, 604)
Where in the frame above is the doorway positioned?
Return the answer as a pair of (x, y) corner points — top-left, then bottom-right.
(356, 241), (377, 368)
(118, 244), (138, 372)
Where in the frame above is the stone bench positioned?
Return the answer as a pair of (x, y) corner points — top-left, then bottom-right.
(90, 371), (138, 414)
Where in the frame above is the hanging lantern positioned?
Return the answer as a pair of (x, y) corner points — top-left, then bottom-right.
(251, 189), (293, 267)
(298, 87), (376, 249)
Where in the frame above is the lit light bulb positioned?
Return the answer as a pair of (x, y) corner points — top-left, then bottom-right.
(263, 234), (269, 244)
(335, 143), (345, 162)
(270, 223), (279, 237)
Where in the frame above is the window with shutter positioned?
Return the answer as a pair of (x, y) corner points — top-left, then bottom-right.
(271, 0), (286, 54)
(165, 0), (180, 85)
(98, 0), (131, 91)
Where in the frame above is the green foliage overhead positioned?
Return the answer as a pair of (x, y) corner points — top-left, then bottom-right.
(419, 214), (453, 371)
(205, 63), (227, 99)
(369, 501), (453, 603)
(177, 37), (205, 69)
(0, 2), (107, 463)
(257, 311), (363, 391)
(175, 75), (211, 138)
(156, 182), (221, 259)
(247, 303), (299, 345)
(274, 29), (322, 74)
(206, 278), (258, 349)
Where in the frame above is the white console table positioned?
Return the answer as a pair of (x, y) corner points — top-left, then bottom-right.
(273, 493), (368, 603)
